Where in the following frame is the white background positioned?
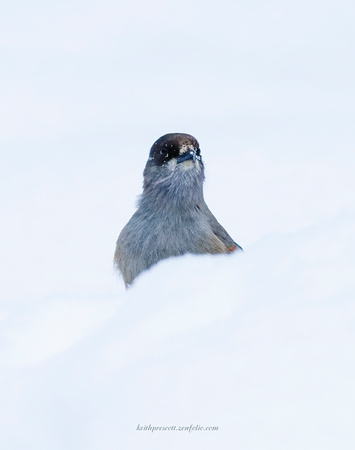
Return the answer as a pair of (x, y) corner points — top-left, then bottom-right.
(1, 0), (355, 448)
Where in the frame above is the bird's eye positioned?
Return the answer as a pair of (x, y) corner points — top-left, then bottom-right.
(160, 148), (168, 156)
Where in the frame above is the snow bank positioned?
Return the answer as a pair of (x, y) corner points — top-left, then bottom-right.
(1, 211), (354, 450)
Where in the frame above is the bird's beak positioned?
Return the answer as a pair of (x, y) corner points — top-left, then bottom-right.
(177, 150), (197, 164)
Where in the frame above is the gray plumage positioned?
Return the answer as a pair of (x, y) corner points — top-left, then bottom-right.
(114, 133), (242, 287)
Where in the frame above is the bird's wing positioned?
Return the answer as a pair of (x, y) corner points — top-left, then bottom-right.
(200, 203), (243, 253)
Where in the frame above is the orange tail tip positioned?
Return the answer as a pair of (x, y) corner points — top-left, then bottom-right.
(228, 244), (243, 253)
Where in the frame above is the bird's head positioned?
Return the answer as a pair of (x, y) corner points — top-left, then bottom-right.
(141, 133), (205, 204)
(148, 133), (202, 167)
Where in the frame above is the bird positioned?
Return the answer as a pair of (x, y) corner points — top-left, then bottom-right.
(114, 133), (242, 287)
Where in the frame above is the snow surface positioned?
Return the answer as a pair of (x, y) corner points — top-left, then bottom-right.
(1, 0), (355, 448)
(1, 214), (355, 449)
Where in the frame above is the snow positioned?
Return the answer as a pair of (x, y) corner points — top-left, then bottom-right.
(1, 0), (355, 448)
(1, 214), (355, 449)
